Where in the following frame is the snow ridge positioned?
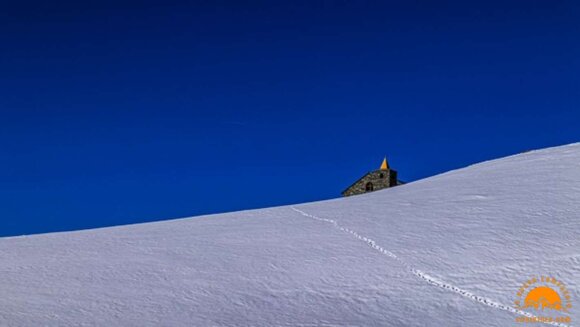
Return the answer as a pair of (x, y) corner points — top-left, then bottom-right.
(291, 207), (570, 327)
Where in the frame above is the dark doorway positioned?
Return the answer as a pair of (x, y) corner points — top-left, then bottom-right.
(365, 182), (374, 192)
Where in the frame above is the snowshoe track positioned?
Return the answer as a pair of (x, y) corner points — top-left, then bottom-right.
(291, 207), (570, 327)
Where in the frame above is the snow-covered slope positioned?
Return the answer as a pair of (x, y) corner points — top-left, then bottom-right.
(1, 143), (579, 326)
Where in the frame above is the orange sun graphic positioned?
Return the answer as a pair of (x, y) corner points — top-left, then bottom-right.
(524, 286), (563, 311)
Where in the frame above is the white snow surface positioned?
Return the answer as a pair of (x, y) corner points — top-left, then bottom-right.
(1, 143), (579, 326)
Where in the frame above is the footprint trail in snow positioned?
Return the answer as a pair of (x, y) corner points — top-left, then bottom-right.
(291, 207), (571, 327)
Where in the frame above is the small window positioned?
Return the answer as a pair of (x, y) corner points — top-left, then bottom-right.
(379, 173), (384, 178)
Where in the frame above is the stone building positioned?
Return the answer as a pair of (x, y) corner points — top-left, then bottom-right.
(342, 157), (401, 197)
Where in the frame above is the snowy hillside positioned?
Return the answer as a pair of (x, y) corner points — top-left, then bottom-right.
(1, 143), (579, 326)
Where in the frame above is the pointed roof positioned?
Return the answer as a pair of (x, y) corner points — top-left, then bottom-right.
(380, 157), (389, 170)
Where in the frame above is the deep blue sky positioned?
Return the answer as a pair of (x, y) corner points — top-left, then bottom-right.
(1, 1), (578, 236)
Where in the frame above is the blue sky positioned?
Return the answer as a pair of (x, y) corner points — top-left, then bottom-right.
(0, 1), (578, 236)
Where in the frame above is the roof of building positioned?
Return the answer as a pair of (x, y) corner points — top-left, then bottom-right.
(380, 157), (389, 170)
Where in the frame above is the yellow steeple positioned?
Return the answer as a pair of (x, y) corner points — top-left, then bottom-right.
(380, 157), (389, 170)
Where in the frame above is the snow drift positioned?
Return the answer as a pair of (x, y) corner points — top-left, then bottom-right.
(1, 143), (579, 326)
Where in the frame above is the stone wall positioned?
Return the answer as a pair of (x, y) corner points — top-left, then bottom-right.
(342, 169), (398, 197)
